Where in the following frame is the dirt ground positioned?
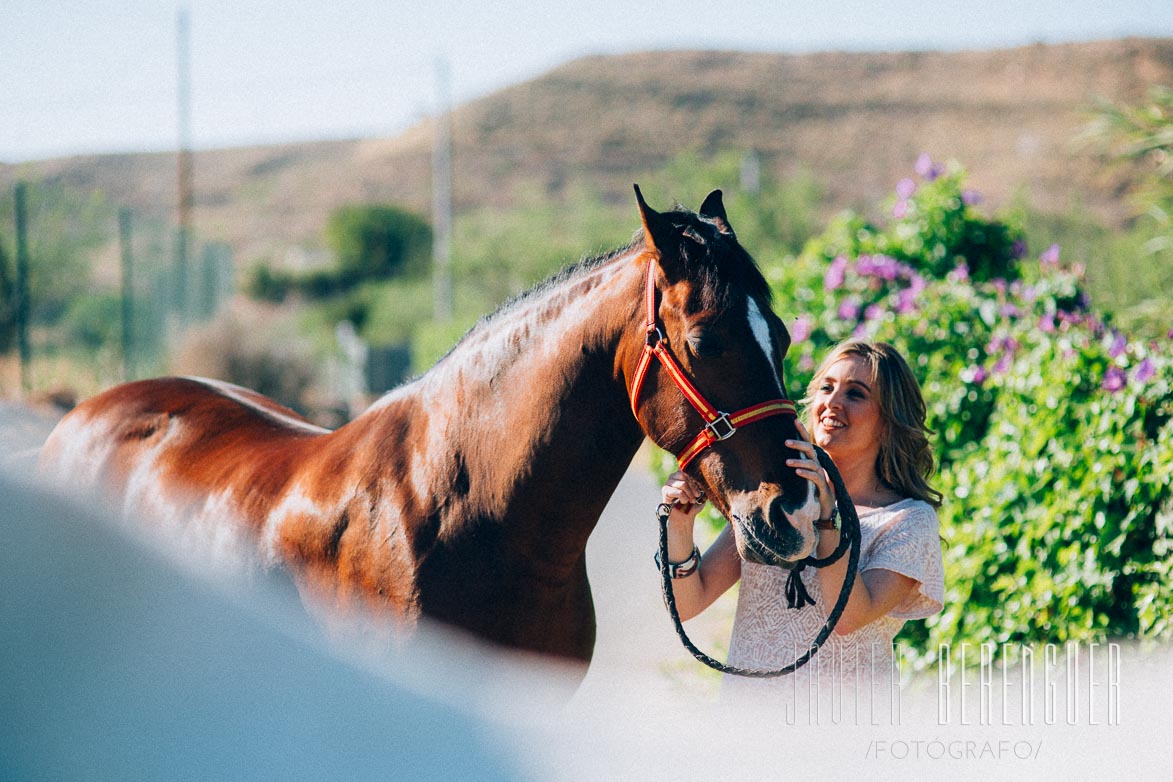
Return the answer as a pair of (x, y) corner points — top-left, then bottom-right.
(574, 444), (737, 704)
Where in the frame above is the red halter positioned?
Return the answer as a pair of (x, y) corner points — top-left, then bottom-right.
(629, 260), (797, 470)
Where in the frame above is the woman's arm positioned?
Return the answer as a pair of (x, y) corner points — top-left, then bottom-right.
(660, 474), (742, 621)
(810, 530), (917, 635)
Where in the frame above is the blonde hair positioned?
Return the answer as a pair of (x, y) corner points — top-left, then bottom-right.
(803, 341), (942, 508)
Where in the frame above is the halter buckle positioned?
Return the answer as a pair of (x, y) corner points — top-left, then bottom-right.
(704, 412), (736, 442)
(646, 326), (666, 347)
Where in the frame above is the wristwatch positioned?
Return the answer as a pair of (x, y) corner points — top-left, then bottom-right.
(815, 506), (840, 531)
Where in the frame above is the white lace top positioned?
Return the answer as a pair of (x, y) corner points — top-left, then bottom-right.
(724, 498), (943, 694)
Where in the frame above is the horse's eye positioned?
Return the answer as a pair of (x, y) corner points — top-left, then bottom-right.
(687, 331), (724, 359)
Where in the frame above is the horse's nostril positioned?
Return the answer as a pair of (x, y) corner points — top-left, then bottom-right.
(775, 492), (807, 518)
(734, 498), (809, 565)
(769, 495), (798, 529)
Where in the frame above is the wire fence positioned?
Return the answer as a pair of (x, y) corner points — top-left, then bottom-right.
(1, 179), (235, 399)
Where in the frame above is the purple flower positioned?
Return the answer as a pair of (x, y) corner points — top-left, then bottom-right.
(865, 304), (885, 322)
(988, 336), (1020, 356)
(791, 314), (813, 343)
(1000, 303), (1021, 319)
(875, 255), (900, 281)
(1108, 332), (1128, 359)
(1102, 366), (1127, 393)
(857, 254), (900, 281)
(949, 262), (970, 283)
(962, 189), (983, 206)
(1168, 327), (1173, 340)
(852, 323), (869, 340)
(962, 365), (988, 385)
(1039, 313), (1056, 333)
(896, 178), (917, 200)
(915, 152), (942, 181)
(896, 288), (919, 314)
(1040, 244), (1061, 267)
(1134, 358), (1155, 384)
(799, 353), (816, 372)
(893, 200), (909, 219)
(1012, 240), (1027, 260)
(992, 354), (1013, 376)
(839, 298), (861, 321)
(824, 255), (848, 291)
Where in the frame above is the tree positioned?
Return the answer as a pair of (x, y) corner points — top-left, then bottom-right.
(325, 204), (432, 288)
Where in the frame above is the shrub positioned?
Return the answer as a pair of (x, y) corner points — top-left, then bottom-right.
(779, 158), (1173, 664)
(325, 204), (432, 285)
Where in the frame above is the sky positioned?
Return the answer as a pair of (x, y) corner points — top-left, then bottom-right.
(2, 1), (1172, 163)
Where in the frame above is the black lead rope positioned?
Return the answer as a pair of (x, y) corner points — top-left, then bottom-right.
(657, 444), (862, 677)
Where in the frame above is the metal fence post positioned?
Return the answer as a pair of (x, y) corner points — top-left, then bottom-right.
(14, 182), (31, 394)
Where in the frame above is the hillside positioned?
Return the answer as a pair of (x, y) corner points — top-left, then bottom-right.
(2, 38), (1170, 268)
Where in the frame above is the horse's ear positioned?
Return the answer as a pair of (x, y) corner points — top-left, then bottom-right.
(699, 189), (734, 235)
(634, 184), (674, 257)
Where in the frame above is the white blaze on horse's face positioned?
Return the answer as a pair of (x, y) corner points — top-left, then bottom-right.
(746, 297), (784, 396)
(724, 294), (821, 565)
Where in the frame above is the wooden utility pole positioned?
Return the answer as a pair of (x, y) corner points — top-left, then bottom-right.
(14, 182), (31, 394)
(431, 58), (453, 322)
(175, 7), (193, 324)
(119, 207), (134, 381)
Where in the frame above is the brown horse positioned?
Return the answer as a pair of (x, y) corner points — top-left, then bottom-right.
(40, 188), (820, 665)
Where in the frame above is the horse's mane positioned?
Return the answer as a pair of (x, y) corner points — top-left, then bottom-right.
(490, 239), (641, 324)
(428, 205), (775, 370)
(426, 238), (640, 371)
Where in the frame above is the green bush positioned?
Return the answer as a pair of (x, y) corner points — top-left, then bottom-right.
(771, 158), (1173, 664)
(325, 204), (432, 285)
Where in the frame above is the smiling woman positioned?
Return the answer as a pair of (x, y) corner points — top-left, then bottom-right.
(659, 340), (944, 709)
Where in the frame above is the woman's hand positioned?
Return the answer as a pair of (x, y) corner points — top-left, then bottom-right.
(785, 420), (836, 521)
(661, 471), (707, 516)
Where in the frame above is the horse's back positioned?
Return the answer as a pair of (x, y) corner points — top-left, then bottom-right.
(41, 376), (329, 501)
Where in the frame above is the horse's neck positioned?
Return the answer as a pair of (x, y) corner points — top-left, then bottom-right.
(357, 252), (646, 521)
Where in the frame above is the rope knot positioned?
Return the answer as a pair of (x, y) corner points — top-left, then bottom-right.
(784, 563), (816, 610)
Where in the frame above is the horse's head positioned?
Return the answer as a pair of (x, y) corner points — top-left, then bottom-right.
(625, 186), (820, 566)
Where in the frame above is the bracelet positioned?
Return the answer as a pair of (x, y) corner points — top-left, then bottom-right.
(654, 545), (701, 578)
(815, 506), (840, 531)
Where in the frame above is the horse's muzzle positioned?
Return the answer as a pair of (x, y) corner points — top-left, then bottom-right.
(730, 486), (820, 567)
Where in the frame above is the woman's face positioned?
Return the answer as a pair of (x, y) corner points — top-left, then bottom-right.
(810, 355), (885, 462)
